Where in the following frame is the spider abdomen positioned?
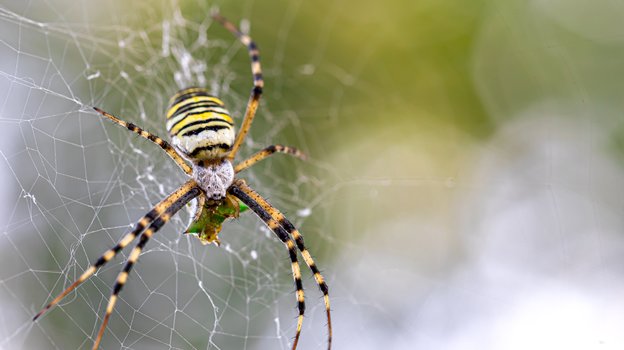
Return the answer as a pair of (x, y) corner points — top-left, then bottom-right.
(166, 87), (235, 161)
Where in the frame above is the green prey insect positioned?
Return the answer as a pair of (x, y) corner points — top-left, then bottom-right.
(185, 195), (249, 245)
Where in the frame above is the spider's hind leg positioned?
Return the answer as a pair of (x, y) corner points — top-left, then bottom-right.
(93, 107), (192, 174)
(211, 13), (264, 161)
(234, 145), (307, 173)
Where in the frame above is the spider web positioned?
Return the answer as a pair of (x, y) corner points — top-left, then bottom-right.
(0, 1), (337, 349)
(3, 1), (624, 350)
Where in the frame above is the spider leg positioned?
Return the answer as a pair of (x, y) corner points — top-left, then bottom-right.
(230, 179), (332, 350)
(234, 145), (307, 173)
(33, 180), (199, 322)
(93, 107), (193, 175)
(93, 181), (200, 350)
(211, 13), (263, 161)
(227, 187), (306, 350)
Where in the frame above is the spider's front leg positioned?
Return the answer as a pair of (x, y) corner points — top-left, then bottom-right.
(228, 181), (308, 350)
(229, 179), (332, 350)
(34, 180), (201, 350)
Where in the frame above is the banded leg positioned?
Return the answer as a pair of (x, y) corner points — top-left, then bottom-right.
(33, 180), (199, 321)
(227, 187), (306, 350)
(93, 181), (200, 350)
(230, 179), (332, 350)
(93, 107), (192, 175)
(235, 145), (307, 173)
(211, 13), (264, 161)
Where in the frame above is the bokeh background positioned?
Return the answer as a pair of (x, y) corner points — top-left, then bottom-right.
(2, 0), (624, 349)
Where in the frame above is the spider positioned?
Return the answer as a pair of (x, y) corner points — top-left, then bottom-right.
(33, 14), (331, 350)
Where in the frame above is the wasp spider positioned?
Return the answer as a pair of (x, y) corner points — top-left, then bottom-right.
(33, 14), (331, 350)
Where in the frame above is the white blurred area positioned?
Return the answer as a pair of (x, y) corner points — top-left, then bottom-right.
(331, 107), (624, 350)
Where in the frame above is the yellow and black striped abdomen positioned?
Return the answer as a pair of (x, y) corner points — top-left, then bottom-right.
(166, 87), (235, 161)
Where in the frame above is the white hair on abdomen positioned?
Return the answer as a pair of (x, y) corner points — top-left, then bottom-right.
(172, 127), (235, 160)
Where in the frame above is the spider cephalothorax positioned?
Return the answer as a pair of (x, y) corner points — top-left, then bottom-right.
(192, 158), (235, 200)
(33, 13), (332, 350)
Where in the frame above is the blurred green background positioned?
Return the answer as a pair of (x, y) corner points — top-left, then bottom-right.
(2, 0), (624, 349)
